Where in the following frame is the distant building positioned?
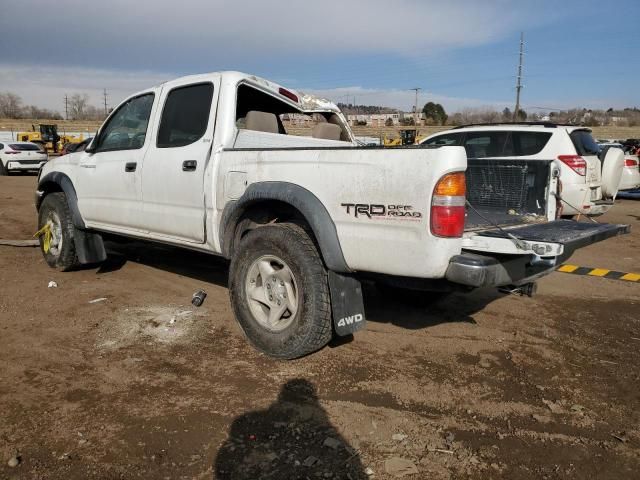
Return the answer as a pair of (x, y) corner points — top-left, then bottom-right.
(347, 113), (401, 126)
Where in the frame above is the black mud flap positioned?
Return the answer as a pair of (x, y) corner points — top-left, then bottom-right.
(328, 271), (366, 336)
(477, 220), (630, 252)
(74, 228), (107, 264)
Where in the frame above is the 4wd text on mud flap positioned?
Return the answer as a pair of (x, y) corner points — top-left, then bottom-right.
(341, 203), (422, 219)
(337, 313), (364, 327)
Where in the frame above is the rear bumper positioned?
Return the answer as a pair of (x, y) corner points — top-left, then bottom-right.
(6, 159), (47, 171)
(445, 252), (556, 288)
(619, 168), (640, 191)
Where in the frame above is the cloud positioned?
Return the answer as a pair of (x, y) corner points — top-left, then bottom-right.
(0, 0), (542, 70)
(0, 64), (171, 111)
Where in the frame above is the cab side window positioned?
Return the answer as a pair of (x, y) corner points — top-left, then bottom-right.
(96, 94), (154, 152)
(157, 83), (214, 148)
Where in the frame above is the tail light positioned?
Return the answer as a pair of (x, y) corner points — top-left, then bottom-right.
(625, 158), (638, 167)
(4, 150), (19, 154)
(431, 172), (466, 238)
(557, 155), (586, 176)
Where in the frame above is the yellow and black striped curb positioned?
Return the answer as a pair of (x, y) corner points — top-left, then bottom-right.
(556, 264), (640, 282)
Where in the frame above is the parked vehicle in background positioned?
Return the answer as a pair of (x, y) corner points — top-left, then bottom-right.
(599, 141), (640, 191)
(60, 137), (93, 156)
(34, 72), (629, 359)
(420, 123), (625, 217)
(0, 141), (48, 175)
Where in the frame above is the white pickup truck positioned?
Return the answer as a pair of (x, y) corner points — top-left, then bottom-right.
(35, 71), (629, 359)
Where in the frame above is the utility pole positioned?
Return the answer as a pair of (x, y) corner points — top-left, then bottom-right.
(409, 88), (421, 126)
(103, 88), (108, 117)
(64, 94), (69, 120)
(513, 32), (524, 122)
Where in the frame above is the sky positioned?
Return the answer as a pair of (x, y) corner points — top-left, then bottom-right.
(0, 0), (638, 114)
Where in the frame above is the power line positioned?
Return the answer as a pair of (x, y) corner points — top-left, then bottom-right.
(513, 32), (524, 121)
(64, 94), (68, 120)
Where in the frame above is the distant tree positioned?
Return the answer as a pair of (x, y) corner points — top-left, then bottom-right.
(69, 93), (89, 120)
(502, 107), (512, 122)
(422, 102), (447, 125)
(516, 109), (527, 121)
(400, 117), (415, 126)
(384, 117), (394, 127)
(0, 92), (23, 118)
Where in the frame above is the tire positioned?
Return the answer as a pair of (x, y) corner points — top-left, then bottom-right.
(229, 223), (332, 359)
(0, 159), (7, 176)
(37, 192), (80, 271)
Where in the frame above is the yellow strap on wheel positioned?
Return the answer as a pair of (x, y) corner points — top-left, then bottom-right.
(33, 223), (52, 253)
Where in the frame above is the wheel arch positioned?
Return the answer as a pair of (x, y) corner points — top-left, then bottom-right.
(220, 182), (350, 273)
(37, 172), (85, 229)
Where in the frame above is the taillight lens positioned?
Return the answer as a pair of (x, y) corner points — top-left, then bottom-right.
(431, 172), (466, 238)
(558, 155), (587, 176)
(4, 150), (19, 154)
(624, 158), (638, 167)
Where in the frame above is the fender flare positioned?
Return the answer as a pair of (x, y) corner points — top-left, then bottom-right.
(37, 172), (86, 229)
(220, 181), (350, 273)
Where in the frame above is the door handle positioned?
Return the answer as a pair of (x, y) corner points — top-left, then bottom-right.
(182, 160), (197, 172)
(125, 162), (137, 172)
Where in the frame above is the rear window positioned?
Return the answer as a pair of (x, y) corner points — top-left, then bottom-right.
(464, 131), (513, 158)
(422, 132), (463, 146)
(157, 82), (214, 148)
(512, 132), (552, 155)
(570, 130), (600, 156)
(9, 143), (41, 151)
(461, 131), (552, 158)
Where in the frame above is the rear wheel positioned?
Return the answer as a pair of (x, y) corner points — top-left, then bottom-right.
(0, 159), (7, 176)
(229, 223), (332, 359)
(38, 193), (80, 271)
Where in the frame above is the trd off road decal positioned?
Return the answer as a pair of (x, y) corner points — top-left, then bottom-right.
(340, 203), (422, 220)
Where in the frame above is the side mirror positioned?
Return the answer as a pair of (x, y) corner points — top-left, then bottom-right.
(85, 137), (98, 154)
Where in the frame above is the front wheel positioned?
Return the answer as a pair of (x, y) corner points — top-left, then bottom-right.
(229, 223), (332, 359)
(38, 192), (80, 271)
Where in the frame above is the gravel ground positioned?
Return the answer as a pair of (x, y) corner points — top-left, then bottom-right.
(1, 174), (639, 479)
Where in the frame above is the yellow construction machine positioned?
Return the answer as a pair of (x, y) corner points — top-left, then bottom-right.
(383, 128), (425, 146)
(16, 124), (84, 153)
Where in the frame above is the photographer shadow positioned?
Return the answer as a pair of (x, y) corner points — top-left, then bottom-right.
(214, 379), (366, 480)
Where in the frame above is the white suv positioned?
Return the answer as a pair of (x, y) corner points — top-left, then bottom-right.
(420, 123), (624, 217)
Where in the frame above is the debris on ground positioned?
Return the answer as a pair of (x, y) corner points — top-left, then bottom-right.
(88, 297), (107, 304)
(0, 239), (39, 247)
(7, 455), (20, 467)
(611, 433), (628, 443)
(48, 281), (58, 288)
(364, 467), (374, 476)
(302, 455), (319, 467)
(384, 457), (419, 477)
(542, 398), (564, 413)
(323, 437), (342, 450)
(191, 290), (207, 307)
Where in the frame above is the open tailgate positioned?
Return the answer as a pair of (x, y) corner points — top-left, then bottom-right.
(447, 220), (630, 288)
(473, 220), (630, 253)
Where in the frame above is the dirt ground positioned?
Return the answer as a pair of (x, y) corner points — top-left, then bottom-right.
(1, 175), (639, 479)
